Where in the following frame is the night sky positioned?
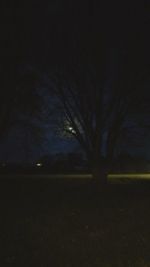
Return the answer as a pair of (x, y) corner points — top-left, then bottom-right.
(0, 1), (149, 162)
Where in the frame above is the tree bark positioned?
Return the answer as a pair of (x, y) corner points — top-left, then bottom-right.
(91, 160), (108, 189)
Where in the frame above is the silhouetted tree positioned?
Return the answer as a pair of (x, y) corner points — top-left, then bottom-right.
(42, 48), (150, 186)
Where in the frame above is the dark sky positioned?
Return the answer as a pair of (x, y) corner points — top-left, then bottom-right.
(0, 1), (149, 162)
(0, 1), (149, 65)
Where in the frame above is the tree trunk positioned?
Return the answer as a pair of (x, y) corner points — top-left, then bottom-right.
(91, 160), (108, 189)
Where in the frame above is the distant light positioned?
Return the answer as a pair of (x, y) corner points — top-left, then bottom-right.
(2, 163), (6, 167)
(36, 163), (42, 167)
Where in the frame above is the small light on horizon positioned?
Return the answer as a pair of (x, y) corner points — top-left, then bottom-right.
(2, 163), (6, 167)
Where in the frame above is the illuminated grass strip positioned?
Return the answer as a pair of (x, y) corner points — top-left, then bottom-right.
(2, 173), (150, 182)
(107, 174), (150, 184)
(108, 174), (150, 179)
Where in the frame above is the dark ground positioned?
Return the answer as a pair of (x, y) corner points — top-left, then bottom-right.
(0, 176), (150, 267)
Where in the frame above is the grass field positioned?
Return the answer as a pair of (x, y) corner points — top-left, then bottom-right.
(0, 174), (150, 266)
(2, 172), (150, 184)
